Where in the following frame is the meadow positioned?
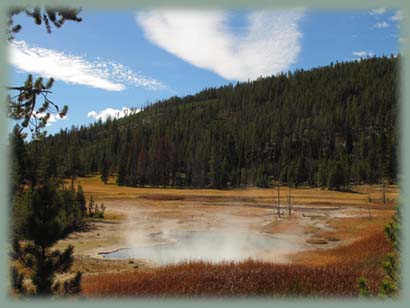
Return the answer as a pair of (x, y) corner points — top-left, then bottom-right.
(55, 176), (397, 297)
(82, 231), (390, 297)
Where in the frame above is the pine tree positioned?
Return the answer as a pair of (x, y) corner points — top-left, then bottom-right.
(69, 145), (81, 189)
(137, 146), (148, 186)
(210, 144), (223, 188)
(153, 136), (172, 186)
(327, 162), (345, 191)
(8, 7), (82, 39)
(10, 125), (29, 193)
(21, 56), (399, 189)
(379, 205), (400, 297)
(117, 156), (127, 186)
(255, 165), (269, 188)
(88, 195), (95, 217)
(11, 186), (81, 295)
(100, 152), (109, 184)
(76, 184), (87, 217)
(8, 7), (83, 297)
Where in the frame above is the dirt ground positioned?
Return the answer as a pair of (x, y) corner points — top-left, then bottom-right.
(56, 176), (398, 276)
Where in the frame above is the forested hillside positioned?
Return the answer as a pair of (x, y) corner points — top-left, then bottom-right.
(15, 55), (399, 190)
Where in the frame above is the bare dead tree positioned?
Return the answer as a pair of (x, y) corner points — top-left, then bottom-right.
(365, 185), (372, 220)
(367, 185), (372, 203)
(382, 178), (387, 206)
(272, 187), (276, 216)
(277, 182), (281, 218)
(288, 186), (292, 216)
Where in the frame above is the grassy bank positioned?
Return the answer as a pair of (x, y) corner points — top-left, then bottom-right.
(81, 230), (391, 297)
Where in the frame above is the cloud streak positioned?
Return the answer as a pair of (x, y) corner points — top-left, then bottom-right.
(373, 21), (389, 29)
(9, 40), (165, 91)
(135, 9), (304, 81)
(369, 8), (386, 15)
(391, 10), (402, 21)
(352, 51), (374, 58)
(87, 107), (139, 122)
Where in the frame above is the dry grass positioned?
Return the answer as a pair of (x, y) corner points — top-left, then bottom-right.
(292, 230), (392, 267)
(70, 256), (149, 275)
(82, 232), (390, 297)
(64, 176), (398, 297)
(70, 176), (399, 210)
(103, 212), (127, 221)
(306, 238), (328, 245)
(312, 214), (394, 243)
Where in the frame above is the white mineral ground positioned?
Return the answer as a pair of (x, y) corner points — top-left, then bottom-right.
(56, 198), (389, 270)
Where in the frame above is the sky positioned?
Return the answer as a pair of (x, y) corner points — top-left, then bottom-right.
(8, 8), (402, 135)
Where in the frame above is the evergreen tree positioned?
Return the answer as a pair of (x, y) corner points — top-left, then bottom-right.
(116, 144), (128, 186)
(379, 205), (400, 297)
(11, 186), (81, 295)
(25, 56), (399, 189)
(255, 166), (269, 188)
(69, 144), (81, 189)
(88, 195), (95, 217)
(137, 146), (149, 186)
(327, 162), (345, 191)
(8, 7), (82, 39)
(100, 152), (109, 184)
(10, 125), (29, 193)
(76, 184), (87, 217)
(8, 6), (83, 297)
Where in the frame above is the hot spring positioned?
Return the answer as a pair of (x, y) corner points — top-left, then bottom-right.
(99, 230), (306, 265)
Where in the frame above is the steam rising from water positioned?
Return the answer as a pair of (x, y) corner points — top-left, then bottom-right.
(101, 210), (308, 264)
(102, 230), (303, 264)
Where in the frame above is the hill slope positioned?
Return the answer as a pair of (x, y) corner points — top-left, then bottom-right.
(25, 56), (399, 189)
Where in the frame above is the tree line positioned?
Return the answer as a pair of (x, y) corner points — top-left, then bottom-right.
(17, 55), (399, 191)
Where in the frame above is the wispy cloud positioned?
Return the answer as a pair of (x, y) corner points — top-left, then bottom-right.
(135, 9), (304, 81)
(391, 10), (402, 21)
(87, 107), (140, 122)
(352, 51), (374, 58)
(373, 21), (390, 29)
(9, 40), (165, 91)
(370, 8), (386, 15)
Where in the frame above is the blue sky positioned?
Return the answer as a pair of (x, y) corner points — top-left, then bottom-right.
(9, 8), (401, 135)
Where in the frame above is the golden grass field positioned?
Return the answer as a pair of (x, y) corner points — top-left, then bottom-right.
(55, 175), (398, 297)
(71, 175), (398, 208)
(82, 231), (390, 297)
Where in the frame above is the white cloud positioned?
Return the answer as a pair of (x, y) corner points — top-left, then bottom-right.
(391, 10), (402, 21)
(9, 40), (165, 91)
(135, 9), (304, 81)
(373, 21), (389, 29)
(370, 8), (386, 15)
(352, 51), (374, 58)
(87, 107), (140, 122)
(33, 111), (67, 127)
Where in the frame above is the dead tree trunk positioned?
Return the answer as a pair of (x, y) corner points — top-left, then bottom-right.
(367, 186), (372, 220)
(272, 188), (276, 215)
(288, 186), (292, 216)
(382, 179), (387, 206)
(367, 186), (372, 203)
(277, 183), (281, 218)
